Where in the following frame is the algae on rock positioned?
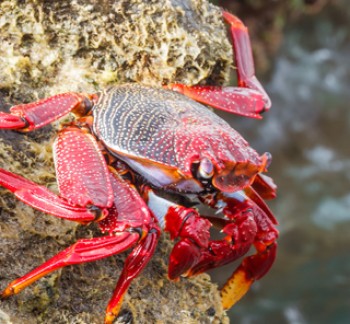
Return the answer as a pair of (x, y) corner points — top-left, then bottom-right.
(0, 0), (232, 323)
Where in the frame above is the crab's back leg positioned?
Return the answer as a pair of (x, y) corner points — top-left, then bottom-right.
(0, 92), (96, 131)
(0, 126), (113, 222)
(166, 11), (271, 118)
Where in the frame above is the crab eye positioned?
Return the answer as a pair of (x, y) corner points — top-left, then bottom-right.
(197, 158), (214, 179)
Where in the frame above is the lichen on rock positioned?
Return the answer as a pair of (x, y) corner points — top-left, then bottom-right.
(0, 0), (232, 323)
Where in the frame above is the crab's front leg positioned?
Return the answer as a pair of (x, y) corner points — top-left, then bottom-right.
(0, 92), (97, 131)
(166, 11), (271, 118)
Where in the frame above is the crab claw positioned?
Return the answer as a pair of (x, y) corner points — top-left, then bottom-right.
(167, 208), (211, 279)
(187, 189), (279, 309)
(168, 238), (202, 279)
(141, 187), (211, 279)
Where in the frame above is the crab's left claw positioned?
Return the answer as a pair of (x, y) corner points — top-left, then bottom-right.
(166, 211), (211, 279)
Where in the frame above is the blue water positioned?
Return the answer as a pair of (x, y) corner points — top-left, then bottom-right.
(213, 2), (350, 323)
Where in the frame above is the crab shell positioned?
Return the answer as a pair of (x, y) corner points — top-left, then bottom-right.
(93, 84), (269, 193)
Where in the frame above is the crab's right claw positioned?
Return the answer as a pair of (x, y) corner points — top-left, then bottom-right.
(221, 241), (277, 309)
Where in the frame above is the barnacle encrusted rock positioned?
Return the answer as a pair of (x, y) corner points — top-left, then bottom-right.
(0, 0), (232, 102)
(0, 0), (231, 323)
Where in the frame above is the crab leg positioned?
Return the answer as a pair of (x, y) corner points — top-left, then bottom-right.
(0, 168), (97, 222)
(53, 126), (114, 209)
(0, 92), (97, 131)
(105, 229), (159, 323)
(222, 11), (271, 109)
(0, 233), (140, 299)
(0, 126), (114, 223)
(166, 11), (271, 118)
(166, 84), (266, 119)
(97, 172), (160, 324)
(1, 227), (159, 324)
(1, 156), (160, 323)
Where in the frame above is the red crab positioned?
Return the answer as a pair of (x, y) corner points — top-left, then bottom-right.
(0, 11), (278, 323)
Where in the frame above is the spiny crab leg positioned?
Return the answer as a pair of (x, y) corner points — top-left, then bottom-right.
(166, 84), (266, 119)
(98, 172), (161, 324)
(105, 228), (159, 323)
(165, 11), (271, 118)
(0, 92), (97, 131)
(0, 168), (97, 222)
(54, 126), (114, 208)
